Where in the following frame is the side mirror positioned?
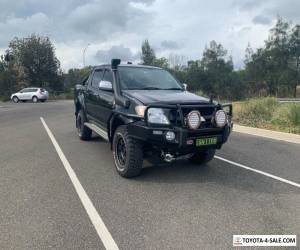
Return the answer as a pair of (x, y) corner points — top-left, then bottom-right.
(99, 80), (113, 91)
(183, 83), (188, 91)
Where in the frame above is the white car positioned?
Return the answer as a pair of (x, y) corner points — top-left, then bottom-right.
(11, 88), (49, 103)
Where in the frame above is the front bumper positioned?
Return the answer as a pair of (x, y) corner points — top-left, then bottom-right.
(127, 121), (233, 153)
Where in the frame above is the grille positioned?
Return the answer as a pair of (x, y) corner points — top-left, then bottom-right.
(168, 104), (217, 129)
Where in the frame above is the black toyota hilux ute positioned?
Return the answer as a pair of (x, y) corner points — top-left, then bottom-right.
(74, 59), (233, 178)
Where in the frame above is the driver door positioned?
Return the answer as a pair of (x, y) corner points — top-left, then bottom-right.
(86, 69), (104, 125)
(18, 89), (28, 100)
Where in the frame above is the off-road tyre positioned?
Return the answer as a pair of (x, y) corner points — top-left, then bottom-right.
(113, 125), (143, 178)
(189, 148), (216, 165)
(76, 109), (92, 140)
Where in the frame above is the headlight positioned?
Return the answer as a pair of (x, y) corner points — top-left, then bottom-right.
(135, 105), (147, 117)
(214, 110), (227, 128)
(147, 108), (170, 124)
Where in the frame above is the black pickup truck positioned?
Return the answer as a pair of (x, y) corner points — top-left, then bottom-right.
(74, 59), (232, 178)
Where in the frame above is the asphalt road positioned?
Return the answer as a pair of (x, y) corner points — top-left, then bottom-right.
(0, 100), (299, 249)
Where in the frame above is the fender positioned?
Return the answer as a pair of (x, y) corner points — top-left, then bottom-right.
(108, 112), (136, 142)
(75, 91), (86, 116)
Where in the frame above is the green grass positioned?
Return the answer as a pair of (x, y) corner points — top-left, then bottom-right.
(0, 96), (11, 102)
(286, 104), (300, 126)
(48, 90), (74, 100)
(234, 97), (300, 134)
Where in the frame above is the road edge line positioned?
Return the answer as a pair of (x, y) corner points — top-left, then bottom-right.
(215, 155), (300, 188)
(40, 117), (119, 250)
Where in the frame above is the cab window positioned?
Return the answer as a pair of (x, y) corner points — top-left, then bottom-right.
(103, 70), (113, 83)
(91, 69), (104, 88)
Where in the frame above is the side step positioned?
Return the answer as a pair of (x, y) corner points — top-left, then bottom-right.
(84, 122), (109, 141)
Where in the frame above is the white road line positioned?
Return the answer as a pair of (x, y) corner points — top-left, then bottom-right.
(40, 117), (119, 250)
(215, 156), (300, 188)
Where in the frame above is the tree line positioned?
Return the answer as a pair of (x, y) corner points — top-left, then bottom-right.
(141, 17), (300, 100)
(0, 17), (299, 101)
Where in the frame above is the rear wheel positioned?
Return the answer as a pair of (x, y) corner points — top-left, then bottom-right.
(113, 125), (143, 178)
(12, 96), (19, 103)
(40, 99), (46, 103)
(32, 96), (38, 103)
(189, 148), (216, 165)
(76, 109), (92, 140)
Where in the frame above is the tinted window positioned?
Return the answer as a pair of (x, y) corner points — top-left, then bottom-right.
(22, 88), (36, 93)
(24, 88), (37, 92)
(91, 69), (104, 88)
(118, 67), (182, 90)
(103, 70), (113, 83)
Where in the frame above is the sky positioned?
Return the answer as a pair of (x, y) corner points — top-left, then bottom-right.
(0, 0), (299, 71)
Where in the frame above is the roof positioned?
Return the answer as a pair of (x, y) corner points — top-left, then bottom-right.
(94, 63), (162, 70)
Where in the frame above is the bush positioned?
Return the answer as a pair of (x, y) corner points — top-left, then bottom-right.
(286, 104), (300, 126)
(49, 89), (74, 100)
(237, 97), (278, 125)
(195, 89), (205, 97)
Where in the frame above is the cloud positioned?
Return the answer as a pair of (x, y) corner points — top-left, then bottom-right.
(1, 0), (300, 70)
(0, 12), (50, 46)
(161, 40), (180, 50)
(233, 0), (264, 11)
(253, 15), (272, 25)
(0, 0), (154, 46)
(95, 45), (140, 64)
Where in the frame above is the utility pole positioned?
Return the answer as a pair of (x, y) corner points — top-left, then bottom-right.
(83, 43), (90, 68)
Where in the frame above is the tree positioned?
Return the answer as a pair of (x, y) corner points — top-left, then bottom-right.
(154, 57), (169, 68)
(141, 40), (156, 65)
(289, 24), (300, 96)
(8, 34), (62, 91)
(0, 53), (24, 98)
(200, 41), (234, 99)
(244, 17), (299, 97)
(63, 66), (92, 90)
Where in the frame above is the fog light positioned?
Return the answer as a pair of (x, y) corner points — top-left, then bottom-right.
(165, 131), (175, 141)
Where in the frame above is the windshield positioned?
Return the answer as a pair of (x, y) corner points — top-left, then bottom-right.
(118, 67), (183, 90)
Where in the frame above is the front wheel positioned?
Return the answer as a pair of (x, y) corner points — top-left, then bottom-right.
(113, 125), (143, 178)
(12, 96), (19, 103)
(189, 148), (216, 165)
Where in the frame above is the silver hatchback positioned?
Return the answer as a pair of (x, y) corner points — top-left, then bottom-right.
(11, 88), (49, 103)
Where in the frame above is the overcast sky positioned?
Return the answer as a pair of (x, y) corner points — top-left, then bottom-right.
(0, 0), (299, 71)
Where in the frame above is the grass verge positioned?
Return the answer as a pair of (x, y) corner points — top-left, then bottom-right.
(233, 97), (300, 135)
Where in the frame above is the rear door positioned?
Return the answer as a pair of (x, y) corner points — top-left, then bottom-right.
(22, 88), (34, 100)
(28, 88), (38, 100)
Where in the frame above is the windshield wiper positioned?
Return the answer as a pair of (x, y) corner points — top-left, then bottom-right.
(163, 87), (183, 90)
(130, 87), (163, 90)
